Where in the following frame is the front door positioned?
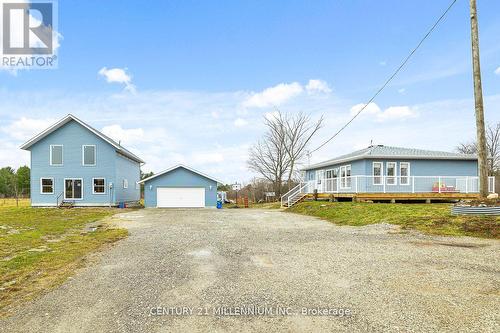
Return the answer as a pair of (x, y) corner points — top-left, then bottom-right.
(315, 170), (324, 193)
(65, 179), (83, 200)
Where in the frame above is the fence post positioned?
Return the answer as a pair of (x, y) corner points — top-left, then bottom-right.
(412, 176), (415, 193)
(438, 176), (441, 193)
(336, 178), (339, 193)
(355, 176), (358, 193)
(383, 176), (386, 193)
(465, 176), (468, 193)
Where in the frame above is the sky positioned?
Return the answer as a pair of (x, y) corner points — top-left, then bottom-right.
(1, 0), (500, 184)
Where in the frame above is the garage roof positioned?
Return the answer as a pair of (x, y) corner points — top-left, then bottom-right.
(138, 164), (223, 184)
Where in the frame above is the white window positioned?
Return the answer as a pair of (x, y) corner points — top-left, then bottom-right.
(93, 178), (106, 194)
(123, 179), (128, 189)
(50, 145), (63, 166)
(326, 169), (338, 179)
(82, 145), (96, 166)
(340, 165), (351, 188)
(400, 162), (410, 185)
(316, 170), (324, 185)
(387, 162), (396, 185)
(373, 162), (383, 185)
(40, 178), (54, 194)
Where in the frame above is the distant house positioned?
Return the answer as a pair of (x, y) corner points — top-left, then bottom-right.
(282, 145), (495, 207)
(20, 114), (144, 207)
(139, 164), (221, 208)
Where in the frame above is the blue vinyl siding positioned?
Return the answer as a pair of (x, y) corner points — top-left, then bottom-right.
(115, 153), (141, 203)
(28, 120), (140, 206)
(144, 167), (217, 208)
(306, 158), (477, 180)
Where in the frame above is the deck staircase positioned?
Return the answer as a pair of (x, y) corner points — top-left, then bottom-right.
(56, 193), (74, 208)
(281, 182), (309, 208)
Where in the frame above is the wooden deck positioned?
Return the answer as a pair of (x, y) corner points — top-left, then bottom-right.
(306, 192), (480, 202)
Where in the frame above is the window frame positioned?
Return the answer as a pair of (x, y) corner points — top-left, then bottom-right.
(49, 145), (63, 166)
(316, 170), (324, 185)
(386, 162), (397, 185)
(40, 177), (54, 194)
(123, 179), (128, 189)
(82, 145), (97, 166)
(325, 168), (338, 179)
(92, 177), (106, 195)
(340, 165), (351, 189)
(400, 162), (411, 185)
(64, 178), (84, 200)
(372, 162), (383, 185)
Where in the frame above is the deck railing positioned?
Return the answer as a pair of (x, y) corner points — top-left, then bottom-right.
(306, 175), (496, 194)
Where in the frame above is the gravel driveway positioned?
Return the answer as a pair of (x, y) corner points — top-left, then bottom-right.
(1, 208), (499, 332)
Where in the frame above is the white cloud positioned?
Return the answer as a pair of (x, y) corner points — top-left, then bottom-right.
(398, 88), (406, 94)
(101, 124), (145, 145)
(211, 111), (220, 119)
(1, 116), (56, 141)
(350, 102), (381, 116)
(350, 103), (417, 122)
(377, 106), (417, 121)
(98, 67), (136, 92)
(306, 79), (332, 94)
(379, 61), (387, 66)
(264, 111), (279, 121)
(234, 118), (248, 127)
(495, 67), (500, 75)
(242, 82), (303, 108)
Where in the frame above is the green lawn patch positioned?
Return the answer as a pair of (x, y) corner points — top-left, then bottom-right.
(0, 206), (128, 317)
(287, 201), (499, 239)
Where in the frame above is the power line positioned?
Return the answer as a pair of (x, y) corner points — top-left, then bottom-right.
(310, 0), (458, 154)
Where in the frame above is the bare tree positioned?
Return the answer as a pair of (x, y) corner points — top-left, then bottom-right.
(281, 111), (323, 189)
(456, 121), (500, 174)
(247, 121), (291, 197)
(248, 110), (323, 196)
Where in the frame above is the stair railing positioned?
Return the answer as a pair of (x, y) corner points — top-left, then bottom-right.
(56, 192), (64, 208)
(281, 181), (310, 208)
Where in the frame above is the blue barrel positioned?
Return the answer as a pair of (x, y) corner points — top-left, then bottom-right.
(216, 201), (222, 209)
(118, 202), (125, 208)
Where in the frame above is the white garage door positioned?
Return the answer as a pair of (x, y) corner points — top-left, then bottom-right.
(156, 187), (205, 208)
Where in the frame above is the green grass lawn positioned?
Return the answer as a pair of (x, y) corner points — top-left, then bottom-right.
(288, 201), (499, 239)
(0, 203), (128, 317)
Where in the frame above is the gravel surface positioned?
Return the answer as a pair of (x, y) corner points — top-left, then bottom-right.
(1, 208), (499, 332)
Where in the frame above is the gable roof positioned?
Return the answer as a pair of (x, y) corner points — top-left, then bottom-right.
(303, 145), (477, 170)
(138, 164), (223, 184)
(19, 114), (144, 164)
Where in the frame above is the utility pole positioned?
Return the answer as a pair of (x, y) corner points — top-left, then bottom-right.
(470, 0), (488, 198)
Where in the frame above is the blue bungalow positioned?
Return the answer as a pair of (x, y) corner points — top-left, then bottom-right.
(20, 114), (144, 207)
(282, 145), (495, 206)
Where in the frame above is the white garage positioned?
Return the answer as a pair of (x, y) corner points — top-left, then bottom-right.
(156, 187), (205, 208)
(139, 164), (222, 208)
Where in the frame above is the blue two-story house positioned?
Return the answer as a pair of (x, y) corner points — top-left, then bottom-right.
(20, 114), (144, 207)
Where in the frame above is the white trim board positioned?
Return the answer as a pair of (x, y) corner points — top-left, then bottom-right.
(20, 114), (144, 164)
(138, 164), (223, 184)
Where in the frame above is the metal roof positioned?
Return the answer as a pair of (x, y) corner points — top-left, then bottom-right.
(303, 145), (477, 170)
(19, 114), (145, 164)
(138, 164), (223, 184)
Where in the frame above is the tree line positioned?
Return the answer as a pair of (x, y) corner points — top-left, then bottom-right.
(0, 166), (30, 198)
